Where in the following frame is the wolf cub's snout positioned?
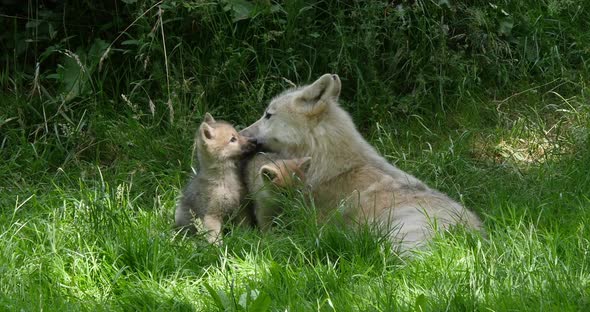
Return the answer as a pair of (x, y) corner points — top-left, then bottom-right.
(242, 137), (257, 153)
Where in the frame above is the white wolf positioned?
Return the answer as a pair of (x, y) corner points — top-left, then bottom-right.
(240, 74), (483, 251)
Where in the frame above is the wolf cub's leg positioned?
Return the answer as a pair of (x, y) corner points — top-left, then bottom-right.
(202, 214), (223, 244)
(175, 203), (198, 233)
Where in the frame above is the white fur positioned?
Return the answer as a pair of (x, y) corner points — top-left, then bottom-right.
(241, 74), (484, 252)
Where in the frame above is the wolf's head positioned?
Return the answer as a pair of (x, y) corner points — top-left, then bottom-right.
(197, 113), (256, 162)
(240, 74), (345, 156)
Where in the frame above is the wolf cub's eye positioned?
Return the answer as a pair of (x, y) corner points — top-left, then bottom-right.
(265, 112), (273, 119)
(230, 136), (237, 143)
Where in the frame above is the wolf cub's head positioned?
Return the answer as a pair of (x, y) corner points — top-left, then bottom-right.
(240, 74), (343, 155)
(259, 156), (311, 188)
(197, 113), (256, 161)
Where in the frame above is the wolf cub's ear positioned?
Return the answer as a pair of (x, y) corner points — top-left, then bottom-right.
(203, 112), (216, 124)
(199, 122), (215, 140)
(260, 165), (279, 182)
(297, 74), (341, 116)
(296, 157), (312, 172)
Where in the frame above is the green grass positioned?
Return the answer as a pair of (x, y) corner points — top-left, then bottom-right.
(1, 88), (589, 310)
(1, 0), (590, 310)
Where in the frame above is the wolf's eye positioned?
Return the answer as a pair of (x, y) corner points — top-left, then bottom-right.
(230, 136), (237, 143)
(265, 112), (273, 119)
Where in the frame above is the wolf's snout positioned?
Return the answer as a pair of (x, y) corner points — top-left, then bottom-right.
(239, 128), (252, 137)
(239, 122), (260, 138)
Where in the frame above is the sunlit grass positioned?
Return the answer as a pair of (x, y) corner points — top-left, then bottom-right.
(1, 86), (589, 310)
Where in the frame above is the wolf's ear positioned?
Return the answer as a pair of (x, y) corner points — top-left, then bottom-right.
(203, 112), (216, 124)
(297, 74), (341, 116)
(301, 74), (341, 101)
(199, 122), (215, 140)
(296, 157), (312, 172)
(260, 165), (279, 182)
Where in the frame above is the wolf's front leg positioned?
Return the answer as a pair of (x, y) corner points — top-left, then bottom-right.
(202, 214), (223, 244)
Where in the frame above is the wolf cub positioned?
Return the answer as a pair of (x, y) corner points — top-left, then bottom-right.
(175, 113), (256, 244)
(244, 153), (311, 231)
